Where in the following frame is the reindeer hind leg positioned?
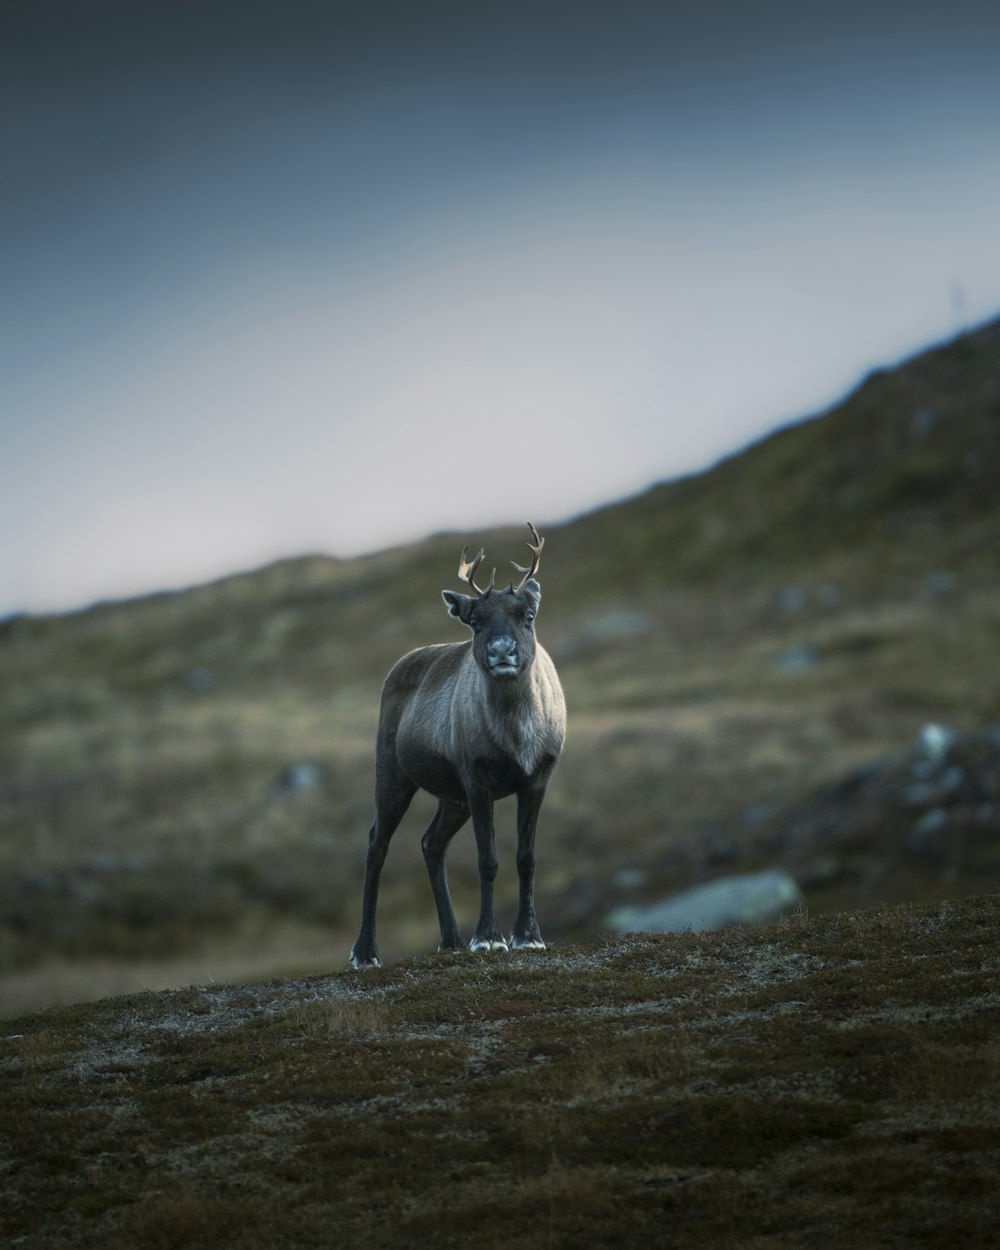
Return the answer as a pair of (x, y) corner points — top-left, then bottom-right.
(421, 799), (470, 951)
(349, 760), (416, 970)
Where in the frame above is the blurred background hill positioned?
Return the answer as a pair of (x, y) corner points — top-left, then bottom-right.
(3, 318), (999, 1014)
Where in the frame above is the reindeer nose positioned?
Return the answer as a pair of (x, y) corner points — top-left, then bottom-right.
(486, 636), (518, 669)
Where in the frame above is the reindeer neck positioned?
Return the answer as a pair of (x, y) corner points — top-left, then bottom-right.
(480, 664), (537, 713)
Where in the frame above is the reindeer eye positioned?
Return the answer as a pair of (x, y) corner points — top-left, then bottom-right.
(524, 610), (535, 624)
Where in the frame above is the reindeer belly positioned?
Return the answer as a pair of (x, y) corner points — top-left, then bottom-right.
(395, 737), (526, 803)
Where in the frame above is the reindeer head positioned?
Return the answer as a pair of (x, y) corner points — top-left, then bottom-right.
(441, 523), (544, 681)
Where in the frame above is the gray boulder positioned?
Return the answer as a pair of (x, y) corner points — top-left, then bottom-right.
(607, 868), (803, 934)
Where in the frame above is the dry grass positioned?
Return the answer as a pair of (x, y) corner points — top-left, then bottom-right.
(290, 994), (395, 1039)
(2, 896), (998, 1249)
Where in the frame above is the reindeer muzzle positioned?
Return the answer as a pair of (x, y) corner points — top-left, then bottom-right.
(485, 636), (520, 677)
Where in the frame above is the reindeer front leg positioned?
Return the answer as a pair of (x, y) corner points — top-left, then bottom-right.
(510, 782), (547, 949)
(467, 779), (507, 952)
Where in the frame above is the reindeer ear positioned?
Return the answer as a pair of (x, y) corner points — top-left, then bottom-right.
(520, 579), (541, 610)
(442, 590), (475, 624)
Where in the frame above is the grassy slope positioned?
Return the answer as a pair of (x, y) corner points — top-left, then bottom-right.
(2, 895), (998, 1250)
(1, 319), (1000, 1011)
(566, 317), (1000, 592)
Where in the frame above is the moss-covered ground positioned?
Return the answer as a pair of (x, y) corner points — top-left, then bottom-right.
(3, 894), (998, 1249)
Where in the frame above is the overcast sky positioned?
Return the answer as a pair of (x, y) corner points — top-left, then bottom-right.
(3, 0), (999, 616)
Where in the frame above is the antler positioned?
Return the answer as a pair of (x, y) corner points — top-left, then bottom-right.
(457, 545), (496, 596)
(510, 522), (544, 593)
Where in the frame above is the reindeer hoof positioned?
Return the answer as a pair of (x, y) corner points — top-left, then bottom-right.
(469, 936), (509, 953)
(349, 949), (382, 970)
(509, 936), (546, 951)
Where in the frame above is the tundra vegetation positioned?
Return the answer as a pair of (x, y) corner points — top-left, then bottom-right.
(2, 896), (998, 1248)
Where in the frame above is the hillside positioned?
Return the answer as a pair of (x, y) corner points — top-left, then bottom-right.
(566, 316), (1000, 593)
(1, 317), (1000, 1013)
(3, 896), (998, 1249)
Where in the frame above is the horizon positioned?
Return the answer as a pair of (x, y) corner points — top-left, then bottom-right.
(4, 1), (1000, 618)
(1, 311), (989, 622)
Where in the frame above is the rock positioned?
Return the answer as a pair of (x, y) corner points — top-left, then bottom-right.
(816, 584), (842, 609)
(772, 644), (821, 673)
(909, 406), (938, 437)
(186, 666), (216, 692)
(89, 852), (148, 873)
(939, 765), (966, 793)
(906, 808), (950, 857)
(581, 611), (657, 641)
(275, 762), (326, 793)
(606, 869), (803, 934)
(923, 571), (958, 597)
(903, 781), (934, 806)
(742, 803), (777, 828)
(903, 766), (965, 807)
(915, 723), (957, 765)
(557, 611), (657, 655)
(612, 867), (648, 890)
(776, 586), (808, 613)
(963, 451), (984, 478)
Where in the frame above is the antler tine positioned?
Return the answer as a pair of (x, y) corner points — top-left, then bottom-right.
(511, 521), (544, 593)
(457, 545), (495, 597)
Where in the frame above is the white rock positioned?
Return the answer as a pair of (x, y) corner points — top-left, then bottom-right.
(607, 869), (803, 934)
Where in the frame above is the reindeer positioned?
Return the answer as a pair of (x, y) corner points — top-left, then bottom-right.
(349, 524), (566, 969)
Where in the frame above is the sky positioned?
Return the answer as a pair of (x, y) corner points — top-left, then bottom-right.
(3, 0), (1000, 617)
